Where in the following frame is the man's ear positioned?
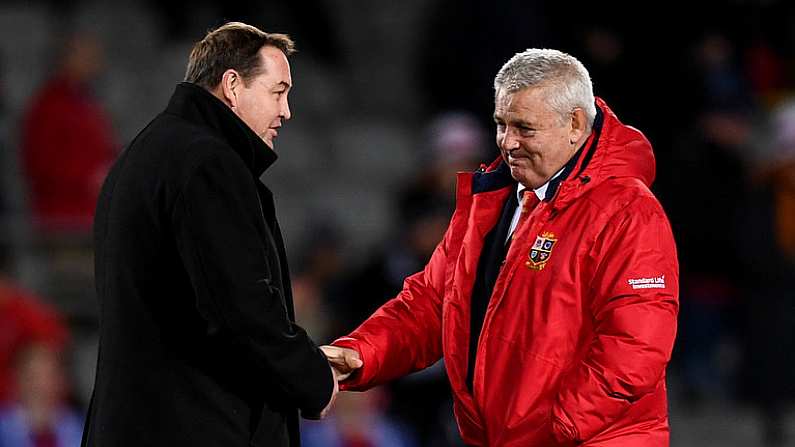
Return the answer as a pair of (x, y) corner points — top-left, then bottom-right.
(219, 69), (241, 108)
(569, 107), (588, 144)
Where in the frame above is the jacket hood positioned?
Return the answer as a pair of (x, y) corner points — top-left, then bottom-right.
(165, 82), (277, 177)
(475, 98), (655, 210)
(584, 98), (655, 185)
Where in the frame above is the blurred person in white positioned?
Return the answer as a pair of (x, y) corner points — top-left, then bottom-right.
(398, 112), (488, 221)
(0, 343), (83, 447)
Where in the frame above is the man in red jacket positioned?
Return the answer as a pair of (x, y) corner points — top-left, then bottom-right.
(21, 32), (115, 234)
(323, 49), (679, 446)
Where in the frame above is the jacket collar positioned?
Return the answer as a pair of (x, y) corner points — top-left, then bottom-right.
(165, 82), (277, 177)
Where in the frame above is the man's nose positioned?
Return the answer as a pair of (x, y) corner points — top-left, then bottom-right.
(281, 99), (291, 121)
(499, 129), (519, 151)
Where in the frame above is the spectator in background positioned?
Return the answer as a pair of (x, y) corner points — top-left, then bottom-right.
(398, 112), (489, 221)
(0, 249), (79, 446)
(667, 32), (755, 406)
(0, 57), (8, 219)
(330, 113), (486, 445)
(741, 99), (795, 447)
(0, 344), (83, 447)
(20, 31), (115, 234)
(0, 273), (68, 405)
(332, 199), (454, 446)
(342, 112), (487, 330)
(292, 219), (347, 344)
(301, 388), (417, 447)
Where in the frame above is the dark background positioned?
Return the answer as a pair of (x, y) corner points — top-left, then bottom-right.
(1, 1), (793, 446)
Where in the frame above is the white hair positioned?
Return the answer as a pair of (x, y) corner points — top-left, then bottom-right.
(494, 48), (596, 128)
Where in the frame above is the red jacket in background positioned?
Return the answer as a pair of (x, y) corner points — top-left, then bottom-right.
(21, 76), (115, 233)
(334, 99), (679, 446)
(0, 280), (68, 403)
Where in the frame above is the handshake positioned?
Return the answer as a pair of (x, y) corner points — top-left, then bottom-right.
(311, 345), (363, 419)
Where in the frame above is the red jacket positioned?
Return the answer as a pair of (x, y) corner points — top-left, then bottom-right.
(0, 279), (68, 403)
(334, 99), (679, 446)
(21, 76), (115, 232)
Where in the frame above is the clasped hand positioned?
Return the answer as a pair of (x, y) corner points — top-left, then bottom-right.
(320, 345), (362, 381)
(314, 345), (362, 419)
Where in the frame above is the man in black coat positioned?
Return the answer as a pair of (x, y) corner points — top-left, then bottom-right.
(82, 22), (347, 446)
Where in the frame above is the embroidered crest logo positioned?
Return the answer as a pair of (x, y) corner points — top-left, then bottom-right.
(526, 231), (557, 271)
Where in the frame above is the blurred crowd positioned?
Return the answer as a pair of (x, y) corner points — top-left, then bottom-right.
(0, 1), (794, 446)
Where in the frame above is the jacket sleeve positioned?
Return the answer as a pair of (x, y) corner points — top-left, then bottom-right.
(331, 221), (452, 390)
(551, 196), (679, 443)
(171, 150), (333, 416)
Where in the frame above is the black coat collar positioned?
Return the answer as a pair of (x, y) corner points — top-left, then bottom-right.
(165, 82), (277, 177)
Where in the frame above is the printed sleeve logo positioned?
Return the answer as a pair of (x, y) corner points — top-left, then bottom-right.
(627, 275), (666, 289)
(526, 231), (557, 271)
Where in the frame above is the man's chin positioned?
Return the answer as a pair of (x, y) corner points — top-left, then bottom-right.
(510, 169), (542, 189)
(261, 136), (275, 151)
(509, 166), (526, 183)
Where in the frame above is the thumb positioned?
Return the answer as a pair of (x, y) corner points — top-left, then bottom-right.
(337, 348), (362, 369)
(319, 346), (340, 363)
(346, 354), (363, 369)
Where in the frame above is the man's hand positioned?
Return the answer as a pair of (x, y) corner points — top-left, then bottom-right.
(320, 345), (363, 381)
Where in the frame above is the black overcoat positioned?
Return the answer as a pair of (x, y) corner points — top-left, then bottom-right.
(82, 82), (333, 446)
